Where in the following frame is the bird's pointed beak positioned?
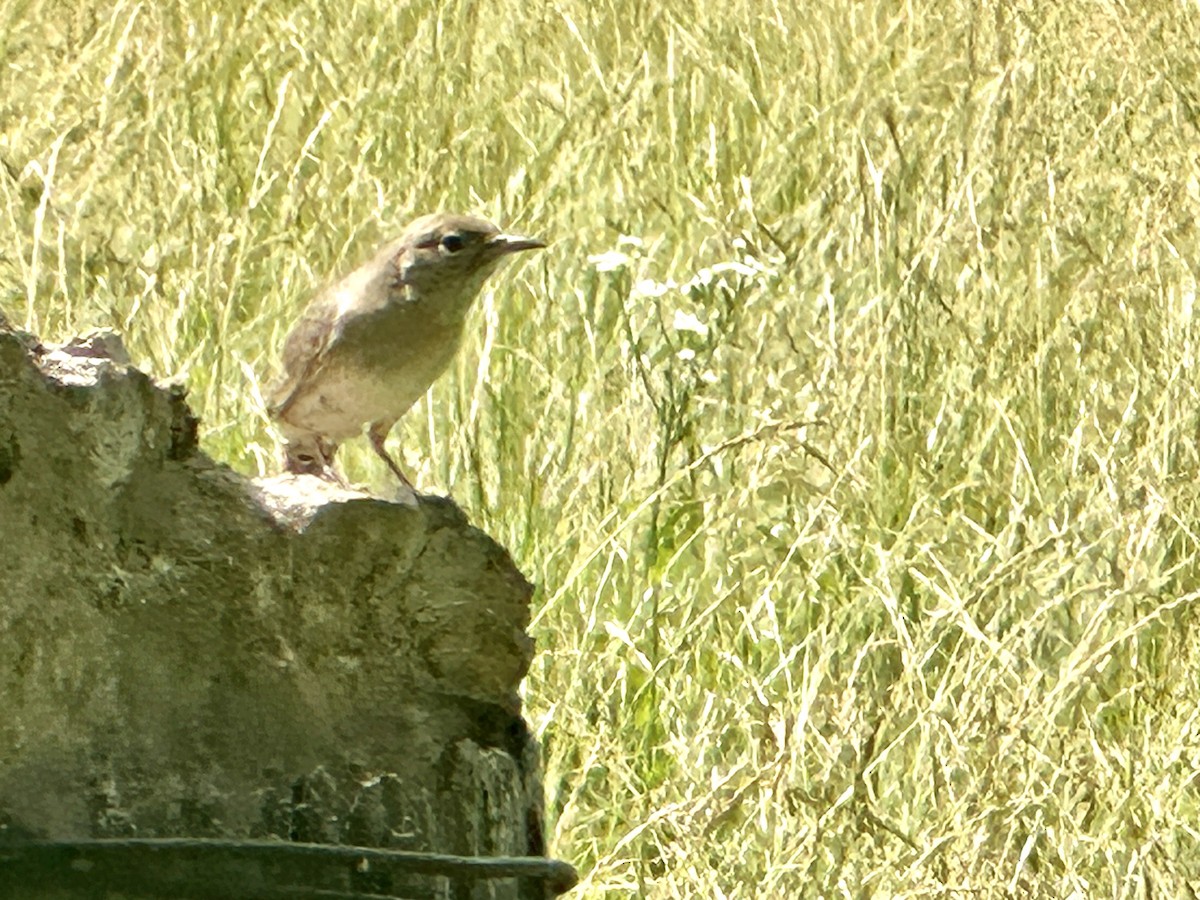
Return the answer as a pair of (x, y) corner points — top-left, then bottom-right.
(487, 232), (547, 255)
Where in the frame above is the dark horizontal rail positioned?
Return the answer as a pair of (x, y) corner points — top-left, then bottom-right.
(0, 837), (578, 899)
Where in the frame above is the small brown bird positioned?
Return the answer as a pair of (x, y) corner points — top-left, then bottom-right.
(269, 213), (545, 487)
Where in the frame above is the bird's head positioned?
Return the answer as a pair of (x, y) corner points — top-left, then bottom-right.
(388, 213), (545, 318)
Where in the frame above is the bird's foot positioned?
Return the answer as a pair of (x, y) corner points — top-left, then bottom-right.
(282, 452), (350, 487)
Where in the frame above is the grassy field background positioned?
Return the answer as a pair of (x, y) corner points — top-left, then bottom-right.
(4, 0), (1200, 895)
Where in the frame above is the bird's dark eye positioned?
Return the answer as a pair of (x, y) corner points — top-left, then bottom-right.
(440, 233), (465, 254)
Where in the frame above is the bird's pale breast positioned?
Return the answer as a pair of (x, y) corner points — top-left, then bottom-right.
(278, 300), (465, 441)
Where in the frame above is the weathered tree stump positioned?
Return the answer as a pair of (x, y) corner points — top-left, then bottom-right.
(0, 325), (573, 898)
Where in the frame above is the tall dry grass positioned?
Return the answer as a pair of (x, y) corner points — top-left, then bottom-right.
(4, 1), (1200, 895)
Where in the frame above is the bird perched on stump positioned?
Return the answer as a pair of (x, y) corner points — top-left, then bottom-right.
(269, 213), (545, 487)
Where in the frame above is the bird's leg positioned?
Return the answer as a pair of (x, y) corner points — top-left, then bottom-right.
(284, 436), (328, 475)
(283, 433), (347, 485)
(315, 436), (349, 486)
(367, 421), (415, 488)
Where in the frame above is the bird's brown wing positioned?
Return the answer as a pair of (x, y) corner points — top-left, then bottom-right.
(267, 297), (342, 420)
